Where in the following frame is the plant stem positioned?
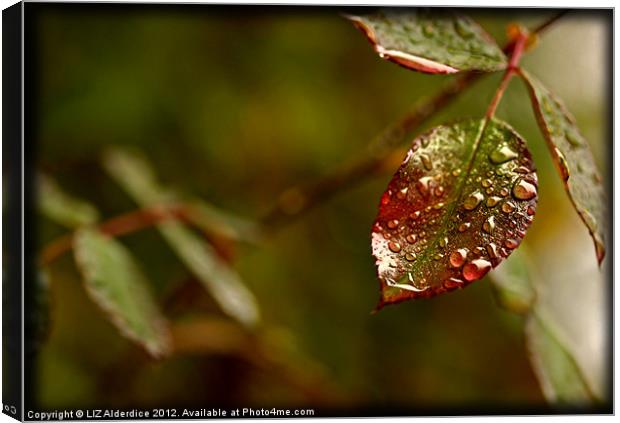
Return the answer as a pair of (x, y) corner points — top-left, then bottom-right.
(261, 13), (564, 227)
(485, 30), (529, 118)
(38, 204), (191, 266)
(39, 12), (567, 266)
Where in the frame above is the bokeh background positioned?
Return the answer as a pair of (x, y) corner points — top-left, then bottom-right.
(29, 4), (611, 413)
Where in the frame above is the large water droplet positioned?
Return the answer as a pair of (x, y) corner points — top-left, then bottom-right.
(406, 234), (416, 244)
(463, 191), (484, 210)
(449, 248), (468, 268)
(482, 179), (492, 188)
(512, 179), (537, 200)
(410, 211), (421, 220)
(490, 145), (518, 164)
(483, 216), (495, 234)
(388, 241), (401, 253)
(462, 259), (492, 281)
(439, 236), (448, 248)
(396, 187), (408, 200)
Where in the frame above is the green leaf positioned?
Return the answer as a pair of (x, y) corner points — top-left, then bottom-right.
(185, 200), (264, 244)
(73, 228), (171, 357)
(37, 173), (99, 228)
(101, 148), (260, 327)
(372, 118), (537, 307)
(347, 8), (507, 74)
(520, 70), (607, 264)
(490, 227), (605, 405)
(489, 247), (536, 314)
(525, 312), (597, 404)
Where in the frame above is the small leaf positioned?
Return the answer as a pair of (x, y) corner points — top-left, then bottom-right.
(156, 222), (260, 327)
(372, 118), (537, 307)
(525, 312), (597, 404)
(186, 200), (264, 244)
(520, 70), (607, 264)
(73, 228), (171, 357)
(37, 173), (99, 228)
(490, 247), (536, 314)
(102, 148), (260, 327)
(347, 8), (507, 74)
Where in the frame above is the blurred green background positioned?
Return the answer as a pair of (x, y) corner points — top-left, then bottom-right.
(31, 5), (611, 413)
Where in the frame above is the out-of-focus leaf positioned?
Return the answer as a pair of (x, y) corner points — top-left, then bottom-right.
(520, 70), (607, 264)
(185, 201), (264, 244)
(525, 312), (597, 404)
(372, 118), (537, 307)
(73, 228), (171, 358)
(491, 221), (607, 405)
(102, 148), (260, 327)
(489, 247), (536, 314)
(347, 8), (507, 74)
(37, 173), (99, 228)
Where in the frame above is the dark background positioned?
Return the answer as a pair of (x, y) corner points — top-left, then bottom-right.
(24, 4), (611, 415)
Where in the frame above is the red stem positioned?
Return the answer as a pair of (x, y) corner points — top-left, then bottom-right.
(485, 31), (529, 118)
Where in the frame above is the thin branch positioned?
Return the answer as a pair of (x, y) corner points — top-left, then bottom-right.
(38, 204), (191, 266)
(531, 10), (569, 35)
(39, 12), (568, 266)
(486, 30), (529, 118)
(261, 12), (566, 227)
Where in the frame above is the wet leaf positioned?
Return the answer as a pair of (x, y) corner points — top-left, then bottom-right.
(372, 118), (537, 307)
(347, 8), (507, 74)
(37, 173), (99, 228)
(525, 312), (597, 404)
(102, 148), (260, 327)
(490, 247), (536, 314)
(73, 228), (171, 358)
(520, 70), (607, 264)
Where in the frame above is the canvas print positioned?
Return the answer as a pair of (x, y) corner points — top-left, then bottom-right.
(2, 3), (613, 420)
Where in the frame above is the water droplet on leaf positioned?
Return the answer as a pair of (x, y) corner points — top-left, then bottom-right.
(458, 222), (471, 232)
(482, 216), (495, 234)
(387, 219), (399, 229)
(420, 154), (433, 171)
(501, 201), (515, 214)
(512, 179), (537, 200)
(486, 196), (501, 207)
(449, 248), (468, 268)
(464, 191), (484, 210)
(490, 145), (518, 164)
(462, 259), (492, 281)
(388, 241), (401, 253)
